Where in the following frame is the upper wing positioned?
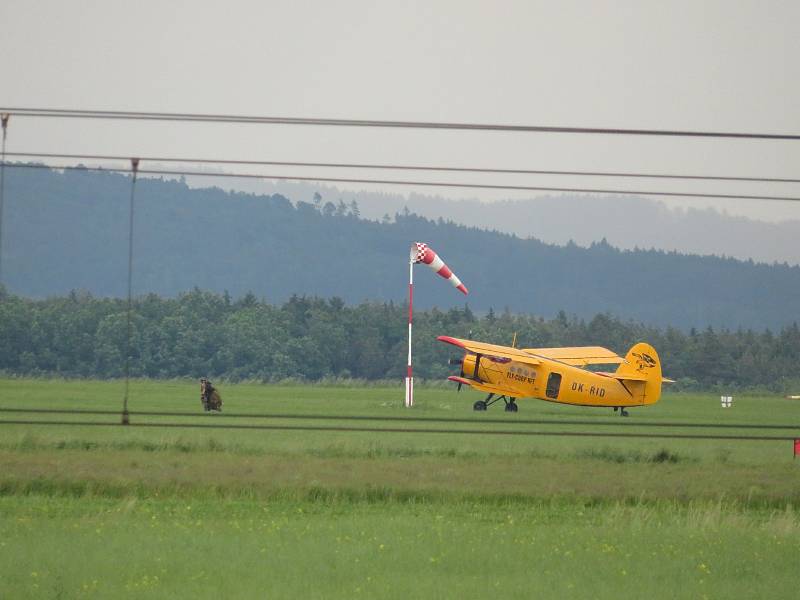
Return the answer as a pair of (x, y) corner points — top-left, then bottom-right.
(437, 336), (541, 366)
(522, 346), (624, 366)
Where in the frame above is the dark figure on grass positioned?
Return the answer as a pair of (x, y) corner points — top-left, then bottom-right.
(200, 378), (223, 412)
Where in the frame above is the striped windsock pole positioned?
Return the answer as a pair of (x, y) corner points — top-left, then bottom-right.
(406, 243), (468, 408)
(406, 258), (414, 407)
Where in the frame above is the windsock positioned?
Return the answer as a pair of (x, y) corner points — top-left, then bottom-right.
(410, 242), (468, 295)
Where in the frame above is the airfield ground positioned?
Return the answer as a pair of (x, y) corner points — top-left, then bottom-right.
(1, 379), (799, 598)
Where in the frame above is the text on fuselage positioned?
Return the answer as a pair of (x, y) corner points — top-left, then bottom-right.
(571, 382), (606, 397)
(507, 365), (535, 384)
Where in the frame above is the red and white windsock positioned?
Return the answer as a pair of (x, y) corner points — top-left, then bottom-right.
(410, 243), (468, 295)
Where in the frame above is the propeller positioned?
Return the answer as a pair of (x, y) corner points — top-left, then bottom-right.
(449, 357), (465, 391)
(463, 330), (472, 391)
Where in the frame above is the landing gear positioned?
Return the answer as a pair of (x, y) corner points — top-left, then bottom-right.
(472, 393), (518, 413)
(614, 406), (629, 417)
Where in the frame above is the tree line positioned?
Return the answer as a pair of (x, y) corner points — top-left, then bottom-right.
(1, 288), (798, 392)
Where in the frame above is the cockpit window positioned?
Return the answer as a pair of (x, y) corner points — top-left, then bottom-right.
(546, 372), (562, 399)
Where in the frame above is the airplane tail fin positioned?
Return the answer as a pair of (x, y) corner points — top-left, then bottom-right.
(615, 342), (664, 405)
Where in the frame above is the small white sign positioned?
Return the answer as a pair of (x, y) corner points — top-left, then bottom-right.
(721, 395), (733, 408)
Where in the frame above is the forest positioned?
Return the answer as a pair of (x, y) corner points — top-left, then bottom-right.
(3, 165), (799, 330)
(1, 288), (798, 392)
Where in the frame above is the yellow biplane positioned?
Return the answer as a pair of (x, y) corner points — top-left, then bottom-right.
(439, 336), (672, 416)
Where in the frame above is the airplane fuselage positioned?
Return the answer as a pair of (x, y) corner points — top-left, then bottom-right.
(461, 354), (658, 408)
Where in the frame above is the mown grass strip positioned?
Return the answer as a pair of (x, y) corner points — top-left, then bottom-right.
(1, 418), (797, 441)
(3, 406), (800, 430)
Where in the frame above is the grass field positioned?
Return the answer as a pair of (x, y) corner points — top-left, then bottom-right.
(1, 378), (799, 598)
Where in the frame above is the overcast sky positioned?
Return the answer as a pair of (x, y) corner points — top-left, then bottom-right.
(1, 0), (798, 222)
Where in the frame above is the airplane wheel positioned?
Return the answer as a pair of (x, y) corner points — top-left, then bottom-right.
(473, 400), (487, 411)
(504, 402), (518, 413)
(621, 408), (629, 417)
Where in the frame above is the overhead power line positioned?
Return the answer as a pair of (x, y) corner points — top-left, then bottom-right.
(2, 107), (799, 140)
(7, 151), (800, 185)
(6, 161), (800, 203)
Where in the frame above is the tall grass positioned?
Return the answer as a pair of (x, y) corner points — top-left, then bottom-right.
(2, 494), (798, 599)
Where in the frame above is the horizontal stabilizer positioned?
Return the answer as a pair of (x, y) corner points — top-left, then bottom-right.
(523, 346), (624, 366)
(597, 372), (674, 384)
(447, 376), (517, 396)
(438, 336), (540, 366)
(596, 371), (649, 382)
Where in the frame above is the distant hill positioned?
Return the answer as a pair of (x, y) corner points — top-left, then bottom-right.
(204, 177), (800, 266)
(3, 165), (799, 330)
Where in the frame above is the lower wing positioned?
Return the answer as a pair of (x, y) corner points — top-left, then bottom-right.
(447, 376), (520, 396)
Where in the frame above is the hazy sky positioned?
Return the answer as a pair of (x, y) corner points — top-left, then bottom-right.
(1, 0), (798, 222)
